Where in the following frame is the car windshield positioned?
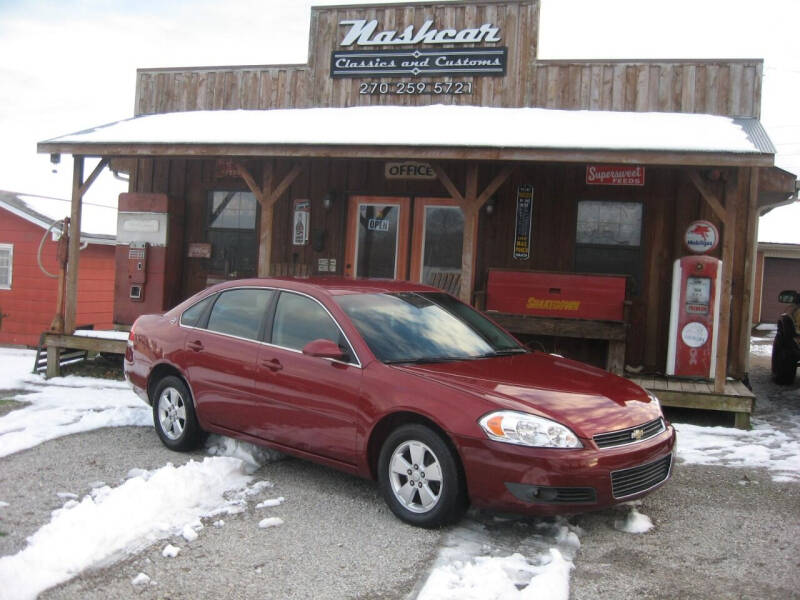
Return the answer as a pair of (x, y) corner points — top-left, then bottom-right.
(335, 292), (526, 364)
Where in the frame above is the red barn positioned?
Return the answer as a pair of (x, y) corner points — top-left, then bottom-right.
(0, 191), (116, 347)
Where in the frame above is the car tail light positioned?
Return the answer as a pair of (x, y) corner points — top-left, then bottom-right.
(127, 321), (136, 347)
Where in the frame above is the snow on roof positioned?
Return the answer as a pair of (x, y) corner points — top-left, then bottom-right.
(0, 191), (116, 242)
(40, 105), (774, 160)
(759, 200), (800, 245)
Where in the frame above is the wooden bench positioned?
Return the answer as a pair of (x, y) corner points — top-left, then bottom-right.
(428, 271), (462, 295)
(482, 269), (630, 375)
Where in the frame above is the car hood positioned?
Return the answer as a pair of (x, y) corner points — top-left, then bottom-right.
(395, 352), (661, 439)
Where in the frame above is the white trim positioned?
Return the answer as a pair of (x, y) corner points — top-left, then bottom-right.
(666, 259), (681, 376)
(0, 243), (13, 290)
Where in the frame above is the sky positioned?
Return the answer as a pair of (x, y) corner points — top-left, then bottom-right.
(0, 0), (798, 212)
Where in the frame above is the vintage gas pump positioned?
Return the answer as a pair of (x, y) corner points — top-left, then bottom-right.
(113, 193), (183, 326)
(666, 221), (722, 378)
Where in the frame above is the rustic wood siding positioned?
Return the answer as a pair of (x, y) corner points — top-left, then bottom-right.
(0, 210), (115, 347)
(133, 156), (756, 377)
(134, 1), (761, 118)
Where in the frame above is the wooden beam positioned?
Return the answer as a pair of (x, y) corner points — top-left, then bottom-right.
(268, 164), (303, 205)
(714, 179), (738, 393)
(459, 164), (480, 303)
(688, 170), (727, 222)
(476, 165), (516, 209)
(431, 164), (465, 204)
(738, 167), (761, 375)
(234, 161), (268, 207)
(258, 161), (274, 277)
(64, 157), (84, 334)
(77, 158), (109, 198)
(37, 142), (776, 168)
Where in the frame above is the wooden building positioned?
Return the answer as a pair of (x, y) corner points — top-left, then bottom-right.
(38, 0), (797, 425)
(0, 191), (115, 347)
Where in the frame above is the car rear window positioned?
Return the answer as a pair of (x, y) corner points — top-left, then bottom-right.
(206, 288), (274, 341)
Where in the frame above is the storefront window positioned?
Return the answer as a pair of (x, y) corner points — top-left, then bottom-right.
(356, 204), (399, 279)
(207, 191), (258, 280)
(575, 200), (643, 295)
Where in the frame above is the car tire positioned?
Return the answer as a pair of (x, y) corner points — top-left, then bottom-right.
(152, 376), (205, 451)
(771, 332), (797, 385)
(378, 424), (466, 528)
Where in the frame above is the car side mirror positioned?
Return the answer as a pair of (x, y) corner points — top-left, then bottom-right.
(302, 338), (347, 361)
(778, 290), (799, 304)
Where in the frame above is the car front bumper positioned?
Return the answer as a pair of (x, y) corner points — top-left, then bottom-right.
(455, 424), (676, 515)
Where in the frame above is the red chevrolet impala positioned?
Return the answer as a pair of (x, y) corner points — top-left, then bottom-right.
(124, 278), (675, 527)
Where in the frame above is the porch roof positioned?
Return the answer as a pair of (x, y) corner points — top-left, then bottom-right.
(38, 104), (776, 167)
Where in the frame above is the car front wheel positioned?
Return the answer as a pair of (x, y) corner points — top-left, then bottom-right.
(772, 332), (798, 385)
(152, 376), (205, 451)
(378, 424), (466, 528)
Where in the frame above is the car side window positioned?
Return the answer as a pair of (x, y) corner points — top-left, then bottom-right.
(271, 292), (346, 354)
(206, 288), (274, 341)
(180, 294), (217, 328)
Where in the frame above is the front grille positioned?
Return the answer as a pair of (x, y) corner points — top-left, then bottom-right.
(594, 418), (665, 449)
(611, 454), (672, 499)
(505, 483), (596, 504)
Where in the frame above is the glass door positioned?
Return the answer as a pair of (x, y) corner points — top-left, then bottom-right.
(410, 198), (464, 291)
(345, 196), (410, 279)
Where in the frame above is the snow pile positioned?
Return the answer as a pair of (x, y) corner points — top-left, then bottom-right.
(613, 506), (654, 534)
(205, 434), (285, 473)
(420, 549), (573, 600)
(0, 375), (150, 457)
(0, 348), (38, 390)
(675, 418), (800, 482)
(0, 457), (263, 600)
(418, 518), (579, 600)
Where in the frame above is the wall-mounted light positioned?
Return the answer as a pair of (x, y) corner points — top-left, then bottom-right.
(322, 191), (337, 210)
(50, 153), (61, 174)
(485, 194), (497, 215)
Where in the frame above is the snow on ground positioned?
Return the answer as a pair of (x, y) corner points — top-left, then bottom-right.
(0, 371), (150, 457)
(613, 506), (654, 534)
(675, 416), (800, 482)
(417, 517), (581, 600)
(0, 457), (270, 600)
(0, 348), (39, 390)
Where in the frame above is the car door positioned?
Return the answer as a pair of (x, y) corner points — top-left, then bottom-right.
(182, 287), (274, 432)
(253, 290), (361, 465)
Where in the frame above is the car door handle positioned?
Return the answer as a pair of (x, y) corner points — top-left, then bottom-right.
(187, 340), (204, 352)
(261, 358), (283, 372)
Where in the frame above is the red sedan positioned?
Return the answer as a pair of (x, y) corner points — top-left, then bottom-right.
(124, 278), (675, 527)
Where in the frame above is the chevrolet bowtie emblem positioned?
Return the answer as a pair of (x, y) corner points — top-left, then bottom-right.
(631, 428), (645, 440)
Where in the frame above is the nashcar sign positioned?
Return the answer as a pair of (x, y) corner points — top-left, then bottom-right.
(332, 19), (507, 78)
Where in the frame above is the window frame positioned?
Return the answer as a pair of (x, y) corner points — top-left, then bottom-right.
(265, 290), (361, 367)
(574, 199), (644, 296)
(178, 286), (361, 367)
(0, 243), (13, 290)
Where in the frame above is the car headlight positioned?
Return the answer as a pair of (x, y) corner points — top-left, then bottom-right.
(478, 411), (582, 448)
(647, 393), (662, 413)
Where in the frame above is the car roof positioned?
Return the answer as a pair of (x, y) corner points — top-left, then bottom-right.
(205, 277), (441, 297)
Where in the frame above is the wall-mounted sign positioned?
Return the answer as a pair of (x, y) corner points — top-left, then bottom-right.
(339, 19), (502, 47)
(684, 220), (719, 254)
(586, 165), (645, 186)
(384, 162), (436, 180)
(187, 243), (212, 259)
(513, 185), (533, 260)
(331, 48), (507, 78)
(293, 199), (310, 246)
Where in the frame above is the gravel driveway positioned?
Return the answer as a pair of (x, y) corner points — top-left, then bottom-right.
(0, 344), (798, 599)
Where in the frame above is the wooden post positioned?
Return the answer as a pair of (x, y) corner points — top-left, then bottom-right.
(715, 195), (737, 394)
(738, 167), (760, 376)
(64, 156), (84, 334)
(235, 160), (302, 277)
